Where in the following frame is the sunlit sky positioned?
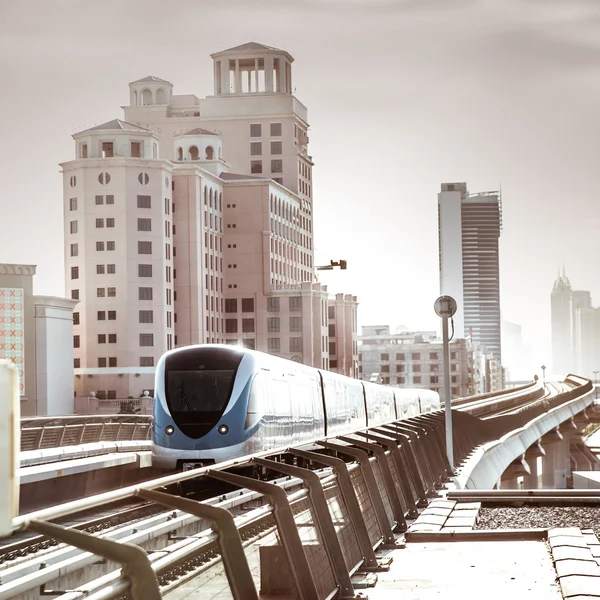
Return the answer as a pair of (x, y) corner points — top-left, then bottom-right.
(2, 0), (600, 376)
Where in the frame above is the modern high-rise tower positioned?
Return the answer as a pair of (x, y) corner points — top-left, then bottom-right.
(438, 182), (502, 360)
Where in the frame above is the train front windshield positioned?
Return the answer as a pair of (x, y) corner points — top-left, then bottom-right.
(164, 348), (243, 438)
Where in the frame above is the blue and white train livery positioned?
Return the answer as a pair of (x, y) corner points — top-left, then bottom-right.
(152, 344), (440, 469)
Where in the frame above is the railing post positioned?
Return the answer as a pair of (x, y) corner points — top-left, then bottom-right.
(208, 467), (320, 600)
(28, 519), (161, 600)
(136, 488), (258, 600)
(338, 435), (408, 529)
(254, 456), (358, 599)
(319, 440), (401, 547)
(0, 361), (19, 537)
(289, 448), (388, 572)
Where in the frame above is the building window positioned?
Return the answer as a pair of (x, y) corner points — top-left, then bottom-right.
(108, 334), (117, 343)
(106, 195), (114, 205)
(413, 365), (421, 373)
(451, 364), (458, 372)
(139, 287), (153, 300)
(242, 318), (255, 333)
(329, 342), (336, 356)
(430, 352), (439, 360)
(131, 141), (142, 157)
(107, 241), (115, 251)
(381, 365), (390, 373)
(74, 358), (80, 368)
(413, 376), (422, 384)
(71, 289), (79, 300)
(107, 264), (115, 274)
(96, 218), (104, 228)
(268, 337), (281, 353)
(70, 243), (78, 257)
(95, 195), (104, 205)
(140, 357), (154, 367)
(225, 299), (237, 313)
(328, 306), (335, 319)
(98, 358), (107, 367)
(398, 377), (406, 384)
(138, 264), (152, 277)
(106, 218), (115, 228)
(137, 195), (151, 208)
(96, 241), (104, 251)
(97, 288), (105, 297)
(267, 317), (280, 332)
(381, 353), (389, 361)
(242, 298), (255, 312)
(290, 337), (303, 352)
(108, 310), (116, 320)
(243, 339), (256, 350)
(328, 324), (335, 337)
(69, 197), (77, 211)
(451, 352), (457, 360)
(396, 364), (405, 373)
(97, 311), (105, 320)
(250, 142), (262, 155)
(71, 266), (79, 279)
(270, 123), (282, 137)
(289, 296), (301, 311)
(289, 316), (302, 332)
(70, 221), (78, 234)
(251, 160), (262, 174)
(250, 123), (262, 137)
(138, 241), (152, 254)
(73, 312), (80, 325)
(139, 310), (153, 323)
(73, 335), (80, 348)
(267, 297), (280, 312)
(225, 319), (238, 333)
(98, 334), (106, 344)
(70, 175), (77, 186)
(138, 172), (150, 185)
(98, 172), (111, 185)
(271, 141), (282, 155)
(411, 353), (420, 361)
(271, 159), (283, 173)
(396, 353), (405, 360)
(140, 333), (154, 346)
(107, 287), (116, 297)
(138, 218), (152, 231)
(101, 142), (113, 157)
(96, 264), (105, 275)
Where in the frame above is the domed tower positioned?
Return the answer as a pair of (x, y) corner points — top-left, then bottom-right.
(210, 42), (293, 95)
(129, 75), (173, 106)
(173, 128), (227, 175)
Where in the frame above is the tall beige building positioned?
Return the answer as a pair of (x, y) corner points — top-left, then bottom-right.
(62, 43), (358, 400)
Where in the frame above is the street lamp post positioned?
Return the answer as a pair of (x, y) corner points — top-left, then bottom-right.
(434, 295), (458, 471)
(593, 370), (599, 400)
(541, 365), (546, 390)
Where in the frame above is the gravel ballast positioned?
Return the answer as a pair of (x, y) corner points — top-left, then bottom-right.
(476, 505), (600, 539)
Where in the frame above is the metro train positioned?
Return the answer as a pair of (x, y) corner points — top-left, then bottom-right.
(152, 344), (441, 469)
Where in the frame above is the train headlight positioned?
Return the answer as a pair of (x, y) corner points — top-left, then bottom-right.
(218, 424), (229, 435)
(165, 425), (175, 435)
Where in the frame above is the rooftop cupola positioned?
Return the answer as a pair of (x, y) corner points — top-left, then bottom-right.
(128, 75), (173, 106)
(173, 128), (227, 175)
(210, 42), (294, 96)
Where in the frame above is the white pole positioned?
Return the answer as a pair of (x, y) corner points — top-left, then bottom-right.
(442, 317), (454, 470)
(0, 360), (20, 536)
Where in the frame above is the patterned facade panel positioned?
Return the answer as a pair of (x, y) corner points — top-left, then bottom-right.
(0, 287), (25, 395)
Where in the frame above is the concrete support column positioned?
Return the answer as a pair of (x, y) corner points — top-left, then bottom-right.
(222, 60), (230, 95)
(553, 438), (570, 489)
(542, 444), (556, 488)
(281, 59), (287, 94)
(500, 477), (520, 489)
(254, 59), (259, 92)
(523, 455), (539, 489)
(235, 59), (241, 94)
(265, 56), (274, 92)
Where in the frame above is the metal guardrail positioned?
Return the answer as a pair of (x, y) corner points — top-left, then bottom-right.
(20, 415), (153, 451)
(3, 376), (593, 599)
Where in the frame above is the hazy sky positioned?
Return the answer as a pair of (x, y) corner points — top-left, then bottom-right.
(2, 0), (600, 372)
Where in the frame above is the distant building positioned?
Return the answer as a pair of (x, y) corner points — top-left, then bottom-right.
(577, 307), (600, 380)
(358, 325), (493, 402)
(550, 271), (576, 377)
(0, 264), (77, 415)
(438, 182), (502, 361)
(62, 42), (358, 401)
